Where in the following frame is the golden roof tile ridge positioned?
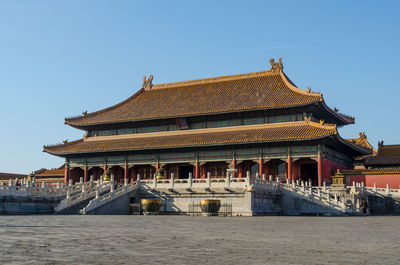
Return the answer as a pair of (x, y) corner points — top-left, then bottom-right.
(151, 70), (275, 90)
(278, 70), (322, 97)
(65, 89), (145, 122)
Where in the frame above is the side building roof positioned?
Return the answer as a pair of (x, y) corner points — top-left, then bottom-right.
(35, 165), (65, 178)
(364, 143), (400, 167)
(65, 58), (354, 128)
(44, 120), (367, 157)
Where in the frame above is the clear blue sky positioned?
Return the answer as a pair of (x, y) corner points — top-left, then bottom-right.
(1, 1), (399, 174)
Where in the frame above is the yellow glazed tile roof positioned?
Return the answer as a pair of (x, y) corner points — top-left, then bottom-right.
(44, 120), (338, 156)
(346, 132), (376, 153)
(65, 67), (324, 126)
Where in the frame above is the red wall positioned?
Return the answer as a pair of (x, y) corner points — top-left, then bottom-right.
(348, 174), (400, 188)
(323, 159), (349, 184)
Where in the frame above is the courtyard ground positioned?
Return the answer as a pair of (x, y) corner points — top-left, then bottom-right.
(0, 215), (399, 265)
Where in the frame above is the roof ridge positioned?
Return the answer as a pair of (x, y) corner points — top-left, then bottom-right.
(65, 89), (145, 123)
(152, 70), (276, 90)
(43, 139), (84, 149)
(279, 71), (322, 97)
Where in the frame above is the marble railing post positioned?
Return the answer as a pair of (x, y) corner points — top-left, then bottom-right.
(207, 172), (211, 188)
(69, 179), (72, 187)
(8, 179), (13, 187)
(246, 171), (250, 185)
(136, 174), (140, 187)
(42, 181), (47, 196)
(226, 171), (231, 188)
(171, 173), (175, 188)
(153, 174), (157, 188)
(188, 172), (193, 188)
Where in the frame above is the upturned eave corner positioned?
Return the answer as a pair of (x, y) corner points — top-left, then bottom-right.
(274, 58), (322, 98)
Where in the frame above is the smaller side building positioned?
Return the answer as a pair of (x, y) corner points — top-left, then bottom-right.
(34, 165), (65, 186)
(0, 172), (27, 185)
(343, 140), (400, 188)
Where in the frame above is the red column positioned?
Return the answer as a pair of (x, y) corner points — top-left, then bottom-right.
(195, 161), (199, 179)
(318, 155), (323, 186)
(287, 156), (292, 180)
(201, 165), (206, 178)
(124, 164), (128, 182)
(264, 161), (270, 178)
(238, 163), (243, 178)
(64, 165), (69, 185)
(103, 164), (107, 173)
(84, 165), (88, 182)
(131, 167), (136, 182)
(232, 158), (237, 177)
(259, 157), (263, 176)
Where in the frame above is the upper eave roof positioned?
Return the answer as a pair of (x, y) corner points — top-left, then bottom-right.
(44, 120), (366, 156)
(64, 60), (353, 127)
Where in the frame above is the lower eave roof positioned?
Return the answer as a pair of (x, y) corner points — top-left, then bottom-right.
(43, 120), (367, 157)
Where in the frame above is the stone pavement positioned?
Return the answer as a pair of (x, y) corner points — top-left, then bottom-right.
(0, 215), (399, 265)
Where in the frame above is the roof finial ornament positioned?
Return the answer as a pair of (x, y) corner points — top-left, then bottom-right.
(63, 139), (68, 144)
(82, 110), (88, 116)
(307, 87), (311, 93)
(269, 57), (283, 72)
(359, 132), (366, 140)
(319, 119), (325, 125)
(333, 107), (339, 112)
(143, 75), (154, 91)
(378, 140), (384, 149)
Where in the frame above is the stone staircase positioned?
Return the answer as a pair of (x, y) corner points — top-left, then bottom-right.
(54, 181), (112, 214)
(279, 179), (362, 216)
(81, 181), (138, 214)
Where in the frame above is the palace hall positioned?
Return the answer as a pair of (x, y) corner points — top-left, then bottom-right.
(44, 58), (371, 186)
